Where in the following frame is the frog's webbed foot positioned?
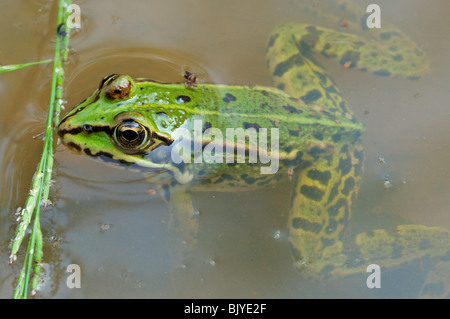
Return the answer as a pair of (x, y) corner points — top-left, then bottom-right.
(288, 143), (450, 284)
(420, 259), (450, 298)
(357, 224), (450, 298)
(267, 21), (429, 118)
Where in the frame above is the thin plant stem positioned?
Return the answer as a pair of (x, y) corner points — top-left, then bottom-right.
(0, 60), (52, 74)
(10, 0), (72, 299)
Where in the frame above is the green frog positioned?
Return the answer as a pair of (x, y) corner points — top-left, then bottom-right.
(57, 3), (450, 297)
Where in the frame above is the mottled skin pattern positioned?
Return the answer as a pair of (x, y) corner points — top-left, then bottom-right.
(265, 22), (449, 291)
(58, 3), (449, 297)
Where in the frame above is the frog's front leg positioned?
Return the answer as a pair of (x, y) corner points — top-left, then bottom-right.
(156, 182), (203, 295)
(157, 183), (198, 251)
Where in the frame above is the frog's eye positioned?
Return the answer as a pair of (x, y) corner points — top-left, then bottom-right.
(104, 76), (132, 100)
(113, 120), (151, 154)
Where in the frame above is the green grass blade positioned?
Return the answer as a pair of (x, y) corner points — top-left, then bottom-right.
(10, 0), (72, 299)
(0, 59), (52, 74)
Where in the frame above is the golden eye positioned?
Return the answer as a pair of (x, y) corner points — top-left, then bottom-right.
(105, 76), (132, 100)
(113, 120), (150, 154)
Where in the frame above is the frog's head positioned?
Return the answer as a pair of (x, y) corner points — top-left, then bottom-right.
(57, 74), (176, 168)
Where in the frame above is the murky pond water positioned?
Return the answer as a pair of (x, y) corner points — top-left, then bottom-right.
(0, 0), (449, 298)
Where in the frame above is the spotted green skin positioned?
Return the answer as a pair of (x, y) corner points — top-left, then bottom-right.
(58, 5), (450, 297)
(58, 75), (362, 184)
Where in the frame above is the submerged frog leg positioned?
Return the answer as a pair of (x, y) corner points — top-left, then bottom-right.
(337, 225), (450, 280)
(287, 142), (364, 278)
(267, 21), (450, 293)
(158, 183), (205, 296)
(267, 23), (350, 115)
(420, 259), (450, 298)
(267, 22), (364, 276)
(267, 23), (429, 112)
(160, 183), (199, 251)
(288, 144), (450, 281)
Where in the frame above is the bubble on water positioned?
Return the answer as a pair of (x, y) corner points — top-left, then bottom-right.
(294, 259), (311, 270)
(382, 174), (393, 189)
(204, 258), (216, 266)
(273, 230), (281, 239)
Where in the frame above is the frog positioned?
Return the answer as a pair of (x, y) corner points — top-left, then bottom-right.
(57, 2), (450, 297)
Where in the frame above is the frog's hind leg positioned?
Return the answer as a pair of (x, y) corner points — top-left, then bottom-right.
(266, 23), (429, 115)
(267, 23), (354, 119)
(288, 144), (450, 283)
(343, 225), (450, 279)
(286, 141), (364, 278)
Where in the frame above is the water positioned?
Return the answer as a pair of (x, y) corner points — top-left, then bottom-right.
(0, 0), (449, 298)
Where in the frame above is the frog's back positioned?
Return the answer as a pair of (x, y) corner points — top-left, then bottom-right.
(171, 83), (364, 189)
(194, 84), (364, 150)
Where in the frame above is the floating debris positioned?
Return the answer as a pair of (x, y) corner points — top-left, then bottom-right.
(343, 60), (352, 68)
(338, 19), (349, 28)
(98, 223), (113, 233)
(382, 174), (393, 189)
(294, 258), (311, 270)
(41, 199), (52, 208)
(204, 258), (216, 266)
(273, 230), (281, 239)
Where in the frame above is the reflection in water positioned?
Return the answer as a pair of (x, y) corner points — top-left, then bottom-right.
(0, 0), (449, 298)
